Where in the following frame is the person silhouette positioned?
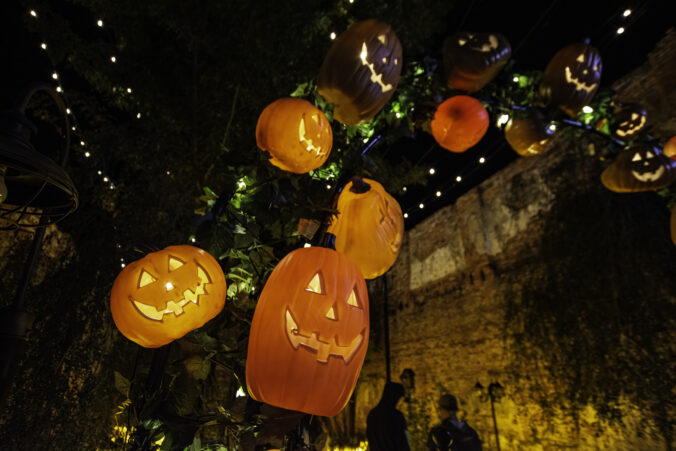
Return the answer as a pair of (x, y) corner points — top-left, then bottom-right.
(427, 394), (482, 451)
(366, 381), (411, 451)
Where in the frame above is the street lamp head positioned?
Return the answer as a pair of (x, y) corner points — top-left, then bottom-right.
(489, 381), (505, 400)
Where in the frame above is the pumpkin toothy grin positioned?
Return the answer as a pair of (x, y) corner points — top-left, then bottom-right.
(130, 266), (210, 321)
(285, 309), (364, 364)
(632, 166), (664, 182)
(564, 66), (597, 93)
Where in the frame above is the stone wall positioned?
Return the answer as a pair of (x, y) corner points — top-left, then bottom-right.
(352, 29), (676, 450)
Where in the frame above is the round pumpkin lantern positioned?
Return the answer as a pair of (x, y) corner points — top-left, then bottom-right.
(610, 103), (647, 141)
(431, 95), (489, 152)
(664, 136), (676, 160)
(504, 109), (556, 157)
(246, 246), (369, 417)
(540, 41), (602, 117)
(110, 245), (226, 348)
(327, 178), (404, 279)
(442, 31), (512, 93)
(256, 98), (333, 174)
(318, 19), (402, 125)
(601, 144), (676, 193)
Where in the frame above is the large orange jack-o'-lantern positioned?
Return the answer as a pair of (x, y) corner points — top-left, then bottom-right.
(540, 41), (602, 117)
(431, 95), (489, 152)
(256, 98), (333, 174)
(601, 144), (676, 193)
(318, 19), (402, 125)
(110, 245), (226, 348)
(327, 178), (403, 279)
(246, 246), (369, 417)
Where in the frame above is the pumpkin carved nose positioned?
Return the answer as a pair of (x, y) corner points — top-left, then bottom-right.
(326, 304), (337, 320)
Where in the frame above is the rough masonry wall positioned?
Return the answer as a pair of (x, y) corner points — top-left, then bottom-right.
(353, 28), (676, 451)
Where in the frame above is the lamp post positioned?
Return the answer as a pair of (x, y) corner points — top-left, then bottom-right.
(474, 381), (505, 451)
(0, 83), (78, 407)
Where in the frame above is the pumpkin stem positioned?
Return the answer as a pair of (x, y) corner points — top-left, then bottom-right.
(350, 176), (371, 194)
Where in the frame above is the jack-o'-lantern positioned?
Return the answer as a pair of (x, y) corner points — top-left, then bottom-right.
(540, 41), (602, 117)
(442, 31), (511, 93)
(318, 19), (402, 125)
(601, 144), (676, 193)
(610, 103), (647, 141)
(246, 246), (369, 417)
(256, 98), (333, 174)
(664, 136), (676, 160)
(431, 95), (489, 152)
(504, 109), (556, 157)
(110, 245), (226, 348)
(327, 178), (403, 279)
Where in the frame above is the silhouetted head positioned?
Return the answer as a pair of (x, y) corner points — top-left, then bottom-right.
(378, 381), (405, 408)
(438, 394), (458, 414)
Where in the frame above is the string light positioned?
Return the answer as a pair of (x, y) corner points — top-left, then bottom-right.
(56, 86), (62, 93)
(402, 186), (407, 192)
(456, 176), (462, 182)
(29, 10), (37, 17)
(97, 19), (103, 27)
(395, 112), (401, 118)
(512, 76), (519, 83)
(166, 170), (171, 175)
(330, 32), (336, 40)
(136, 113), (142, 119)
(429, 168), (435, 175)
(548, 123), (557, 132)
(304, 243), (312, 248)
(362, 137), (369, 143)
(403, 213), (408, 218)
(97, 170), (102, 175)
(479, 157), (485, 164)
(616, 27), (625, 35)
(623, 9), (632, 17)
(419, 203), (424, 209)
(110, 56), (117, 63)
(496, 114), (510, 127)
(66, 108), (71, 114)
(126, 87), (132, 93)
(238, 180), (246, 189)
(121, 263), (126, 268)
(326, 184), (331, 189)
(582, 106), (594, 113)
(103, 176), (109, 182)
(40, 43), (47, 50)
(80, 140), (86, 146)
(51, 72), (58, 80)
(436, 191), (441, 197)
(84, 152), (91, 157)
(190, 237), (196, 243)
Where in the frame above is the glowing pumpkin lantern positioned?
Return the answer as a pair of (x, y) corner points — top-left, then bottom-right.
(610, 103), (647, 141)
(442, 31), (512, 93)
(256, 98), (333, 174)
(601, 144), (676, 193)
(431, 95), (489, 152)
(662, 136), (676, 160)
(504, 109), (556, 157)
(246, 246), (369, 417)
(327, 178), (403, 279)
(110, 245), (226, 348)
(540, 41), (602, 117)
(318, 19), (402, 125)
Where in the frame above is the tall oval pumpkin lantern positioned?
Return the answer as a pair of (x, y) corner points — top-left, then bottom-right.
(327, 178), (403, 279)
(318, 19), (402, 125)
(540, 41), (602, 117)
(110, 245), (226, 348)
(256, 98), (333, 174)
(664, 136), (676, 160)
(504, 109), (556, 157)
(246, 246), (369, 417)
(431, 95), (489, 152)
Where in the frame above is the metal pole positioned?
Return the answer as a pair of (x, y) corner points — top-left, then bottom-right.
(383, 275), (391, 382)
(490, 394), (501, 451)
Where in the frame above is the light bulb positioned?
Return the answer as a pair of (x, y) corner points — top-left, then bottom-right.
(0, 166), (8, 204)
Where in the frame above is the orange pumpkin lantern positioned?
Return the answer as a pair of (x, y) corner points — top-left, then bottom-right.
(256, 98), (333, 174)
(327, 178), (403, 279)
(110, 245), (226, 348)
(601, 144), (676, 193)
(430, 96), (489, 152)
(318, 19), (403, 125)
(663, 136), (676, 160)
(246, 246), (369, 417)
(671, 205), (676, 246)
(504, 109), (556, 157)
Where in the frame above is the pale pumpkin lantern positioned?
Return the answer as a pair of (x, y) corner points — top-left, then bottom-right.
(601, 144), (676, 193)
(246, 246), (369, 417)
(327, 178), (403, 279)
(318, 19), (402, 125)
(504, 109), (556, 157)
(442, 31), (512, 93)
(540, 41), (602, 117)
(256, 98), (333, 174)
(110, 245), (226, 348)
(431, 95), (489, 152)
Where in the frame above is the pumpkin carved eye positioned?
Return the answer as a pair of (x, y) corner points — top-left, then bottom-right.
(347, 288), (361, 308)
(138, 270), (157, 288)
(305, 271), (325, 294)
(168, 256), (184, 271)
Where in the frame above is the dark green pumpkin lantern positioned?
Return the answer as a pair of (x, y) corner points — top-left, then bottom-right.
(442, 32), (511, 93)
(504, 109), (556, 157)
(318, 19), (402, 125)
(540, 41), (602, 117)
(601, 144), (676, 193)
